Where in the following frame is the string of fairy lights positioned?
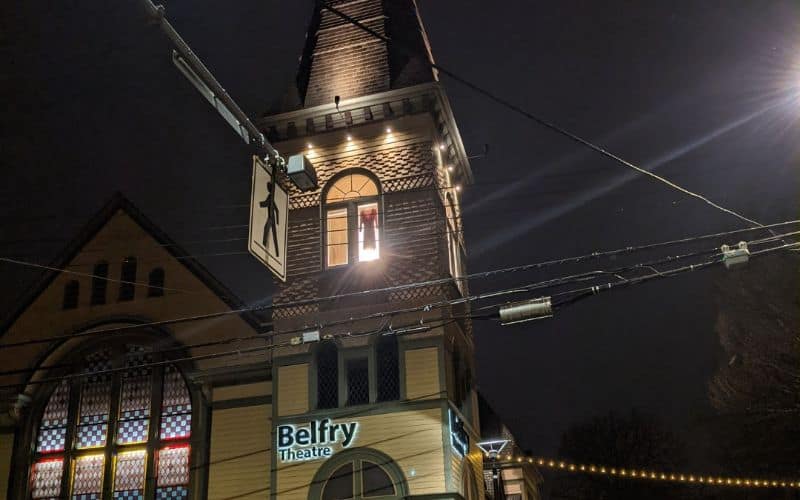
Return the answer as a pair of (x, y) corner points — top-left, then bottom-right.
(493, 453), (800, 490)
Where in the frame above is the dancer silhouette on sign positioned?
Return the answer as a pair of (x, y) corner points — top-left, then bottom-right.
(259, 175), (280, 257)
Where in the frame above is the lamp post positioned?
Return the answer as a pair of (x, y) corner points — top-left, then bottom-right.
(478, 440), (509, 500)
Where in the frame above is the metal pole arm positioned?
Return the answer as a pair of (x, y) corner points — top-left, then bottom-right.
(141, 0), (280, 161)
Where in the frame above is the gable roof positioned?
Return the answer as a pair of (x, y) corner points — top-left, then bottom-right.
(0, 192), (263, 334)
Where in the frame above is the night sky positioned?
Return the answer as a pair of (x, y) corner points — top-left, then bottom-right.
(3, 0), (799, 475)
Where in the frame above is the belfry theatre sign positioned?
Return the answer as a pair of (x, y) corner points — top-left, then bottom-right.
(277, 418), (360, 462)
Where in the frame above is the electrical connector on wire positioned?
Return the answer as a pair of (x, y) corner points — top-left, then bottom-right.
(499, 297), (553, 325)
(721, 241), (749, 268)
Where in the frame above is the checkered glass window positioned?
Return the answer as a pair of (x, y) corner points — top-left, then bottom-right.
(30, 345), (192, 500)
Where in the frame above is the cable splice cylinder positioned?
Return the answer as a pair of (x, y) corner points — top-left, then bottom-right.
(499, 297), (553, 325)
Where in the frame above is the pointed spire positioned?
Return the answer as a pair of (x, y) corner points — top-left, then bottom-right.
(290, 0), (437, 110)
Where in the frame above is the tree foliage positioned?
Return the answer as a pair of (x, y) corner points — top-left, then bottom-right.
(549, 410), (689, 500)
(707, 252), (800, 479)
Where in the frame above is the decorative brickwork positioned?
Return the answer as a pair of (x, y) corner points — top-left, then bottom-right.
(293, 0), (436, 109)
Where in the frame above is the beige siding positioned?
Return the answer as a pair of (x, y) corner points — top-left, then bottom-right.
(275, 407), (445, 500)
(405, 347), (441, 400)
(0, 433), (12, 497)
(277, 364), (309, 416)
(213, 381), (271, 402)
(208, 405), (272, 499)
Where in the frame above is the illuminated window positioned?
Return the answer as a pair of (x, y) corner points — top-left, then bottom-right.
(324, 171), (381, 267)
(29, 344), (193, 499)
(444, 193), (464, 289)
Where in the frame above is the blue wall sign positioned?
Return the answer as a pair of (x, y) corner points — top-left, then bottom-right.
(449, 409), (469, 457)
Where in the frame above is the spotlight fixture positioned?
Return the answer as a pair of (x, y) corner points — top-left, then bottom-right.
(447, 165), (454, 172)
(385, 127), (392, 134)
(346, 134), (353, 142)
(439, 143), (446, 151)
(307, 143), (313, 150)
(455, 184), (462, 192)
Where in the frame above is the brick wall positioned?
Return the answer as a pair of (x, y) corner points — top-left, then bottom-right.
(296, 0), (436, 108)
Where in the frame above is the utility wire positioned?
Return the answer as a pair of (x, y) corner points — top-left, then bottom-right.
(0, 318), (459, 389)
(320, 2), (773, 231)
(3, 219), (795, 300)
(3, 241), (794, 386)
(3, 231), (795, 351)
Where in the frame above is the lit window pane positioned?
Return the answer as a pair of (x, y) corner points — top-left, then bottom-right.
(37, 381), (70, 453)
(31, 459), (63, 499)
(326, 174), (377, 204)
(358, 202), (379, 262)
(117, 347), (152, 445)
(156, 446), (190, 499)
(72, 454), (105, 499)
(327, 208), (349, 267)
(114, 450), (146, 499)
(77, 351), (112, 449)
(160, 366), (191, 440)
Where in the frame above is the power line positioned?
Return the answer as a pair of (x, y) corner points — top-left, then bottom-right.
(320, 2), (774, 231)
(3, 231), (795, 351)
(3, 240), (794, 385)
(5, 219), (795, 302)
(0, 317), (459, 389)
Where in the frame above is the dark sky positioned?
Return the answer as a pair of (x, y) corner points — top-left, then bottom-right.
(3, 0), (799, 471)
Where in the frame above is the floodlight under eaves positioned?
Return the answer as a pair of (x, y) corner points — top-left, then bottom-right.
(287, 154), (318, 191)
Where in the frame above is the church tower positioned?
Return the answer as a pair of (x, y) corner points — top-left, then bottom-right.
(261, 1), (481, 498)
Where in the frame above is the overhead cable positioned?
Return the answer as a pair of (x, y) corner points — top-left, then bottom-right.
(320, 2), (774, 231)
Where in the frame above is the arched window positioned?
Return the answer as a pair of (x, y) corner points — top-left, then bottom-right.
(444, 193), (463, 284)
(29, 345), (193, 499)
(90, 261), (109, 306)
(316, 342), (339, 409)
(119, 257), (137, 301)
(148, 268), (165, 297)
(376, 335), (399, 402)
(308, 448), (409, 500)
(323, 171), (381, 267)
(62, 280), (79, 310)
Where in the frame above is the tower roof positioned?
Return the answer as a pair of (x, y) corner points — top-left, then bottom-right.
(280, 0), (438, 111)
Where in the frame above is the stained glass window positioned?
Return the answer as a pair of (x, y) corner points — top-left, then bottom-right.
(160, 366), (191, 441)
(37, 381), (70, 453)
(113, 450), (146, 500)
(31, 458), (64, 499)
(77, 350), (112, 449)
(156, 446), (190, 499)
(117, 347), (152, 445)
(72, 454), (105, 500)
(30, 345), (193, 499)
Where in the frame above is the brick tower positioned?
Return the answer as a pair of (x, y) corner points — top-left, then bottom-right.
(260, 1), (481, 498)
